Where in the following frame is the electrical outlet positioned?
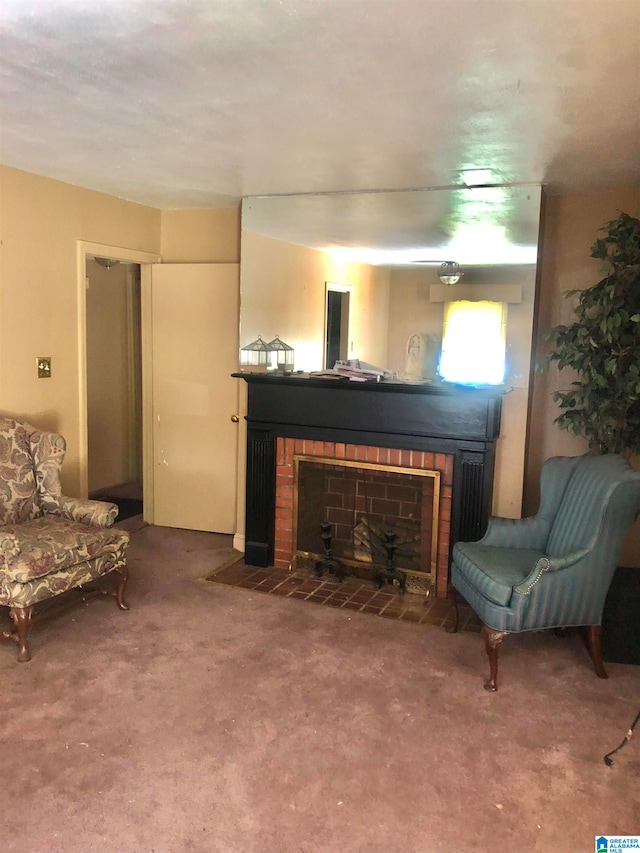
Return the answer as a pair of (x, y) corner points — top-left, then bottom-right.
(37, 357), (51, 378)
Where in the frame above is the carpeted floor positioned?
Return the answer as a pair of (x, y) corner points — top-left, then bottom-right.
(1, 524), (638, 853)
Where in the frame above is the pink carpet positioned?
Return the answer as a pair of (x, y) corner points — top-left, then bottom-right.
(1, 523), (638, 852)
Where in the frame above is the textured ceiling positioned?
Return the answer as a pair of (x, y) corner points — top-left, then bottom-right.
(1, 0), (639, 211)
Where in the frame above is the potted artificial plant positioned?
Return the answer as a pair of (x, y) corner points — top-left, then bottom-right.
(545, 211), (640, 456)
(546, 212), (640, 669)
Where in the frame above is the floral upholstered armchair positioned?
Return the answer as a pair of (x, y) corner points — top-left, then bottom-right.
(0, 418), (131, 661)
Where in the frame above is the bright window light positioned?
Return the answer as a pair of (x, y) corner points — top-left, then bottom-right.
(438, 300), (506, 386)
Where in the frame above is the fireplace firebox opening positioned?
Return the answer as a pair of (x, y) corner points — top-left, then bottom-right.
(274, 437), (454, 597)
(292, 454), (440, 595)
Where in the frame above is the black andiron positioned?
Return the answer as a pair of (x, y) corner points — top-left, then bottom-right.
(374, 529), (406, 594)
(315, 522), (345, 582)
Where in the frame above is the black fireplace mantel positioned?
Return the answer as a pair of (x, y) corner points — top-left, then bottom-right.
(234, 373), (504, 571)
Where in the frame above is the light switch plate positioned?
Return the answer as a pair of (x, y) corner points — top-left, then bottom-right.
(37, 357), (51, 378)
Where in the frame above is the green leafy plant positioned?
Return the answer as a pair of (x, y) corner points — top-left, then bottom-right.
(545, 211), (640, 456)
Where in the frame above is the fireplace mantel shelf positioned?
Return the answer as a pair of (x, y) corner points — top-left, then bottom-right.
(233, 372), (503, 447)
(235, 372), (504, 578)
(233, 371), (510, 397)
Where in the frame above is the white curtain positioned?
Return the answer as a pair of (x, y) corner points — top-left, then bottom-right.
(439, 300), (506, 385)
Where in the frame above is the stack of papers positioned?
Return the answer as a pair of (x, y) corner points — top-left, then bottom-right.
(310, 360), (390, 382)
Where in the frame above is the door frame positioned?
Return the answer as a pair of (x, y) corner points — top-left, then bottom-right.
(324, 281), (352, 368)
(125, 264), (143, 483)
(77, 241), (161, 517)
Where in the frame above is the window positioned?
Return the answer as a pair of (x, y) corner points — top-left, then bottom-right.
(438, 300), (506, 386)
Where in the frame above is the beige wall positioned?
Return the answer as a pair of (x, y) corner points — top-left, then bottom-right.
(0, 169), (242, 497)
(385, 266), (537, 381)
(527, 188), (640, 566)
(386, 265), (538, 519)
(240, 231), (390, 372)
(0, 165), (161, 494)
(385, 270), (442, 379)
(160, 208), (240, 262)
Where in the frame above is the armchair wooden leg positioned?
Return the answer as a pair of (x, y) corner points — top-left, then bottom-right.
(588, 625), (608, 679)
(446, 586), (459, 634)
(10, 606), (33, 662)
(482, 626), (508, 692)
(114, 565), (130, 611)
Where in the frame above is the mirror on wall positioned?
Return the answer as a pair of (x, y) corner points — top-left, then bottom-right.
(242, 185), (541, 267)
(239, 185), (542, 380)
(239, 184), (544, 519)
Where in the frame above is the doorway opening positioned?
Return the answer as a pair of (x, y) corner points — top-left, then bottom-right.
(85, 256), (143, 521)
(324, 282), (351, 369)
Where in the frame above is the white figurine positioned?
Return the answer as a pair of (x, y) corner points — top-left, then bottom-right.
(402, 333), (425, 381)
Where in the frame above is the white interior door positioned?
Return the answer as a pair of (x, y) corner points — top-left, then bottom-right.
(151, 263), (239, 532)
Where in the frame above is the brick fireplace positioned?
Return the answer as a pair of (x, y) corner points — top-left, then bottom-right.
(235, 373), (503, 597)
(275, 437), (453, 597)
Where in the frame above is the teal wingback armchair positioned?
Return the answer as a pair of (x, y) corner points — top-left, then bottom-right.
(448, 454), (640, 691)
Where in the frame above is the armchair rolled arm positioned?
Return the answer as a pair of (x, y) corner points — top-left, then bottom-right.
(480, 514), (552, 550)
(514, 548), (590, 595)
(40, 494), (118, 528)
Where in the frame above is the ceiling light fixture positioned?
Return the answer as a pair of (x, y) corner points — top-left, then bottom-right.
(94, 256), (120, 270)
(438, 261), (463, 285)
